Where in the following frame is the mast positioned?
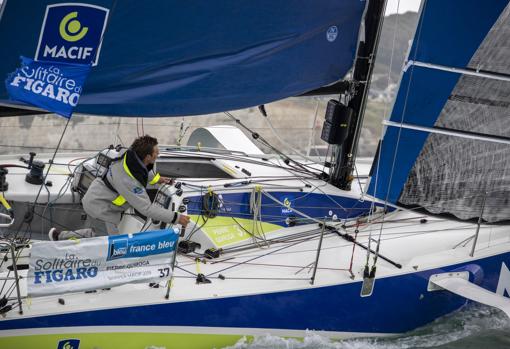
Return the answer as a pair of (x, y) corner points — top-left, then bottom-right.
(330, 0), (387, 189)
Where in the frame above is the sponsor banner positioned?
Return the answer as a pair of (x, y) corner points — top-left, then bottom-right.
(5, 56), (90, 118)
(28, 229), (179, 297)
(35, 3), (109, 66)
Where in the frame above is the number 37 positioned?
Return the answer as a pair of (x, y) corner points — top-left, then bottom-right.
(158, 268), (170, 277)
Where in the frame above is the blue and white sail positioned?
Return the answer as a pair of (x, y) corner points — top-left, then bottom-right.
(368, 0), (510, 222)
(0, 0), (365, 117)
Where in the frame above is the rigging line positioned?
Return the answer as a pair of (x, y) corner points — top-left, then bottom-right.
(223, 111), (319, 175)
(29, 208), (107, 235)
(259, 107), (320, 164)
(220, 228), (328, 254)
(384, 0), (402, 118)
(364, 0), (402, 269)
(219, 226), (328, 252)
(0, 178), (45, 294)
(0, 234), (28, 299)
(40, 173), (74, 227)
(188, 173), (318, 181)
(238, 238), (360, 259)
(353, 163), (364, 198)
(370, 0), (426, 270)
(355, 219), (447, 234)
(358, 224), (480, 238)
(173, 265), (198, 277)
(31, 118), (71, 207)
(230, 216), (264, 243)
(224, 229), (344, 257)
(305, 99), (321, 159)
(204, 234), (317, 278)
(225, 231), (330, 255)
(360, 0), (402, 209)
(163, 150), (319, 175)
(0, 144), (98, 151)
(348, 223), (360, 275)
(210, 276), (310, 281)
(298, 177), (351, 212)
(262, 191), (335, 226)
(184, 189), (208, 242)
(170, 274), (312, 281)
(209, 260), (348, 272)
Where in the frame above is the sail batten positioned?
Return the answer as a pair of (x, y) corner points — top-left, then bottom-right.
(383, 121), (510, 146)
(405, 60), (510, 83)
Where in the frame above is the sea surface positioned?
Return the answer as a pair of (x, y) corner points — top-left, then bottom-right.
(220, 304), (510, 349)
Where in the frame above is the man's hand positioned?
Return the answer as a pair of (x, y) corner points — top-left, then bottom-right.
(158, 176), (174, 185)
(178, 214), (190, 227)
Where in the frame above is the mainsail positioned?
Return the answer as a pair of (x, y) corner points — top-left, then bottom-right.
(368, 0), (510, 222)
(0, 0), (365, 117)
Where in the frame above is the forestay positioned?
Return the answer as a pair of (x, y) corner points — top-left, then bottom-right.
(28, 229), (179, 297)
(0, 0), (365, 117)
(368, 0), (510, 222)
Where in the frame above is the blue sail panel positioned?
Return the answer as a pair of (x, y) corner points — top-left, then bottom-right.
(367, 0), (509, 206)
(0, 0), (365, 117)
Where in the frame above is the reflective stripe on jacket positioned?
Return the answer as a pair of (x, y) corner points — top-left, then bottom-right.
(111, 153), (161, 206)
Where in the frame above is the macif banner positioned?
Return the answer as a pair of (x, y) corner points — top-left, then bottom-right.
(27, 229), (179, 297)
(4, 56), (90, 118)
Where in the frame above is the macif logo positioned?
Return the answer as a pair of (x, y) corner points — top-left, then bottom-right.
(35, 4), (109, 66)
(108, 238), (128, 260)
(59, 12), (89, 42)
(57, 339), (80, 349)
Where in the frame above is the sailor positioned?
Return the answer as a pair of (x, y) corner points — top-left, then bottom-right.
(49, 135), (190, 240)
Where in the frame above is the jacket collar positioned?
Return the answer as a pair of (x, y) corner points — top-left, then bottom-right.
(124, 149), (149, 187)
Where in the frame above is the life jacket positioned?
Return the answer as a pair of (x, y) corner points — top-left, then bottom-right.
(103, 149), (160, 206)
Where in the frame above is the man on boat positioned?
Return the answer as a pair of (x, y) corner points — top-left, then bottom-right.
(49, 135), (190, 240)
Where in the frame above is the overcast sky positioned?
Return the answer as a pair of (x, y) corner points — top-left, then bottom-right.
(385, 0), (421, 15)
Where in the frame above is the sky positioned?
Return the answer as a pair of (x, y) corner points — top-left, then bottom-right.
(385, 0), (421, 15)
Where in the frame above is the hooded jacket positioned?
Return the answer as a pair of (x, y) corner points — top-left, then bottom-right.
(82, 149), (179, 226)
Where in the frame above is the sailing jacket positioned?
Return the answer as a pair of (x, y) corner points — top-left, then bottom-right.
(82, 149), (180, 226)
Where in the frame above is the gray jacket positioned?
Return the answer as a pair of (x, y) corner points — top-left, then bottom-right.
(82, 151), (179, 226)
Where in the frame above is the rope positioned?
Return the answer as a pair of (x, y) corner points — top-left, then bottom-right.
(249, 185), (268, 246)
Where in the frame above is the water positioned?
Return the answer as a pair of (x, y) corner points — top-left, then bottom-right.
(221, 304), (510, 349)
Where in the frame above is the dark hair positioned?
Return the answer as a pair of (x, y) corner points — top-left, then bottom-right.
(130, 135), (158, 160)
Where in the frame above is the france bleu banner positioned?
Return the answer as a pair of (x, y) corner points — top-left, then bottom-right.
(5, 56), (90, 118)
(27, 229), (179, 297)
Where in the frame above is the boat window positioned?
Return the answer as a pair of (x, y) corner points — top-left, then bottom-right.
(156, 159), (234, 178)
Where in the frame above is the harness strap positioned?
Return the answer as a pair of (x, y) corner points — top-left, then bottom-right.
(103, 152), (160, 207)
(102, 175), (125, 206)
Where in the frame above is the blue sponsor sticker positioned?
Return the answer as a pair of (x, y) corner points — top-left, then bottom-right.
(35, 3), (109, 65)
(107, 229), (179, 261)
(133, 186), (144, 195)
(108, 237), (128, 260)
(327, 26), (338, 42)
(57, 339), (80, 349)
(281, 196), (294, 215)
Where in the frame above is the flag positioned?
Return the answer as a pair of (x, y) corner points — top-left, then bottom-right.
(5, 56), (90, 118)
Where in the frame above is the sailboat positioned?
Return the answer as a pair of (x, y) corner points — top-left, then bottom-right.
(0, 0), (509, 348)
